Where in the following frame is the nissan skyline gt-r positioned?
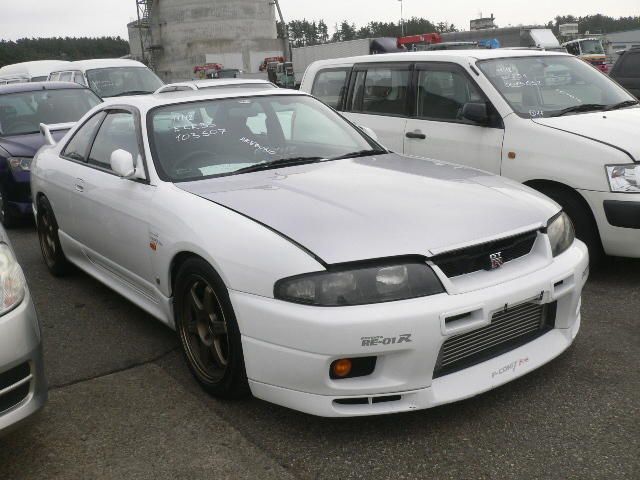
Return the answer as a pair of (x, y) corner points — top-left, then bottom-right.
(30, 87), (588, 417)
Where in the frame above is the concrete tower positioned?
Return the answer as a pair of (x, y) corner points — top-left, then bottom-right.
(128, 0), (283, 82)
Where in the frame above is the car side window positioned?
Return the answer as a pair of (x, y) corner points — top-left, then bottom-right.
(59, 72), (73, 82)
(417, 65), (485, 122)
(621, 52), (640, 76)
(62, 112), (106, 162)
(311, 69), (349, 109)
(352, 67), (410, 116)
(88, 112), (140, 171)
(73, 72), (87, 86)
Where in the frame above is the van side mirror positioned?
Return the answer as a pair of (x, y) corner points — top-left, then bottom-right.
(462, 102), (490, 125)
(110, 149), (145, 180)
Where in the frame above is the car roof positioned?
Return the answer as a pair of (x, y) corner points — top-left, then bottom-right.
(50, 58), (148, 72)
(306, 49), (571, 68)
(104, 87), (305, 111)
(155, 78), (275, 93)
(0, 60), (71, 77)
(0, 81), (88, 95)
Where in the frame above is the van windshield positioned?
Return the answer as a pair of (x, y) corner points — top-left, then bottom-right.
(478, 55), (636, 118)
(86, 67), (163, 98)
(0, 88), (101, 136)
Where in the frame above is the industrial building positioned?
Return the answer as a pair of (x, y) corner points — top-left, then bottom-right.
(604, 29), (640, 63)
(128, 0), (284, 82)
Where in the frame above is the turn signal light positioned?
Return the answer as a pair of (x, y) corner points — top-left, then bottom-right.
(331, 359), (353, 378)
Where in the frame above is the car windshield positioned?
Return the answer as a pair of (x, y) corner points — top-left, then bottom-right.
(580, 40), (605, 55)
(0, 88), (101, 136)
(478, 55), (635, 118)
(149, 95), (377, 182)
(86, 67), (163, 97)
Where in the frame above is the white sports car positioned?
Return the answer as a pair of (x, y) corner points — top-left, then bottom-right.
(31, 87), (588, 417)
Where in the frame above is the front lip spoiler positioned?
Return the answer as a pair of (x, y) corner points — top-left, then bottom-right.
(532, 118), (638, 163)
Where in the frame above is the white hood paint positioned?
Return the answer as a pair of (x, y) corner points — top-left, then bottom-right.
(533, 108), (640, 162)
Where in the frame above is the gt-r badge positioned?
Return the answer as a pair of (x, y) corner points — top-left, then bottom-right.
(489, 252), (504, 269)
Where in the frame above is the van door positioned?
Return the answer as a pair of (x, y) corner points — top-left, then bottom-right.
(342, 63), (411, 153)
(404, 62), (504, 174)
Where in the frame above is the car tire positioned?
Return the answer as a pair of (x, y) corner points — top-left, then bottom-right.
(0, 185), (17, 228)
(537, 185), (604, 265)
(36, 197), (71, 276)
(174, 257), (250, 399)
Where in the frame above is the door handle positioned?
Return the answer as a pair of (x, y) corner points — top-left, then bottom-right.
(406, 131), (426, 140)
(74, 179), (85, 193)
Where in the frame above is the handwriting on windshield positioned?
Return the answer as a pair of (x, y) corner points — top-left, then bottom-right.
(174, 123), (227, 142)
(240, 137), (277, 155)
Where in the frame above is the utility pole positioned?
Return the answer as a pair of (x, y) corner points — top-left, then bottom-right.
(270, 0), (291, 61)
(398, 0), (405, 37)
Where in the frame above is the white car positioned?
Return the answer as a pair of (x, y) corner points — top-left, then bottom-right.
(31, 88), (588, 417)
(48, 59), (164, 98)
(155, 79), (277, 94)
(301, 50), (640, 261)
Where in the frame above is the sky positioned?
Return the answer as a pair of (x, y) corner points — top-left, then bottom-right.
(0, 0), (638, 41)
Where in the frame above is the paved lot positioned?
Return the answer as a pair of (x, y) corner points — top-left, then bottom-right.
(1, 225), (638, 480)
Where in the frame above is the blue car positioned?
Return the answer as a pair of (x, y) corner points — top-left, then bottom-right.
(0, 82), (101, 227)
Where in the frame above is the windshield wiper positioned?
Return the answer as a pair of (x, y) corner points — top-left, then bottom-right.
(328, 149), (388, 161)
(232, 156), (325, 175)
(552, 104), (608, 117)
(604, 100), (639, 111)
(111, 90), (153, 97)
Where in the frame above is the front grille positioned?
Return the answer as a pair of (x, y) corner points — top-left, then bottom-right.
(434, 302), (556, 378)
(431, 230), (538, 278)
(0, 362), (31, 413)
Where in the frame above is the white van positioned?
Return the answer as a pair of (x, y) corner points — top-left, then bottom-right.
(301, 50), (640, 260)
(0, 60), (70, 84)
(48, 59), (163, 98)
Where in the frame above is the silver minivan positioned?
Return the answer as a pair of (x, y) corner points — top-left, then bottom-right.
(0, 225), (46, 434)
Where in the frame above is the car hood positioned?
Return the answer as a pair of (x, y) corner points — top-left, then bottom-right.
(532, 107), (640, 162)
(178, 154), (559, 264)
(0, 129), (69, 157)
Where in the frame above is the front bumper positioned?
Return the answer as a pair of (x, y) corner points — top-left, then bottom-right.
(0, 289), (47, 434)
(580, 189), (640, 258)
(231, 241), (589, 417)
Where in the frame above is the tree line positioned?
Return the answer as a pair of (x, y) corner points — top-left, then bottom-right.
(279, 14), (639, 48)
(0, 37), (129, 68)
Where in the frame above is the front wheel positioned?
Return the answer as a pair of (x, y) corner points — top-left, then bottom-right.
(174, 258), (249, 399)
(36, 197), (70, 276)
(0, 185), (17, 228)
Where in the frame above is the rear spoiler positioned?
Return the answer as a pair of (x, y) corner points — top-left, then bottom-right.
(39, 122), (76, 146)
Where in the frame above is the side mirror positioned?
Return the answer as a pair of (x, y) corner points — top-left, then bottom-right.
(110, 149), (145, 180)
(359, 125), (379, 141)
(462, 102), (490, 125)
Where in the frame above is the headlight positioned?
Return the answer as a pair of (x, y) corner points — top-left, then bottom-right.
(8, 156), (33, 172)
(547, 212), (575, 257)
(0, 242), (26, 315)
(606, 164), (640, 193)
(274, 262), (444, 306)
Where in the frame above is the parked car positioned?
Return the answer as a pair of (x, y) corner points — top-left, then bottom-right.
(48, 59), (164, 98)
(31, 88), (588, 417)
(610, 47), (640, 99)
(0, 60), (70, 85)
(0, 224), (47, 435)
(0, 82), (101, 226)
(154, 79), (277, 94)
(301, 50), (640, 261)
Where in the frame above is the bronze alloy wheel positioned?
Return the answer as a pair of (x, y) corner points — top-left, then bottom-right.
(179, 275), (230, 383)
(38, 204), (57, 267)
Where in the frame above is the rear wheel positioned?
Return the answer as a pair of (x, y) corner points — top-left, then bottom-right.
(36, 197), (70, 276)
(534, 184), (604, 265)
(174, 258), (249, 399)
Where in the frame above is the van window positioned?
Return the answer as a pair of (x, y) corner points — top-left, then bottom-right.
(73, 72), (87, 86)
(59, 72), (73, 82)
(620, 52), (640, 76)
(49, 73), (60, 81)
(417, 66), (484, 122)
(311, 69), (349, 109)
(351, 67), (410, 116)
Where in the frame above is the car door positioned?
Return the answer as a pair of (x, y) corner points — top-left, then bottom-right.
(342, 63), (411, 153)
(613, 51), (640, 99)
(72, 108), (156, 294)
(49, 111), (107, 238)
(404, 62), (504, 174)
